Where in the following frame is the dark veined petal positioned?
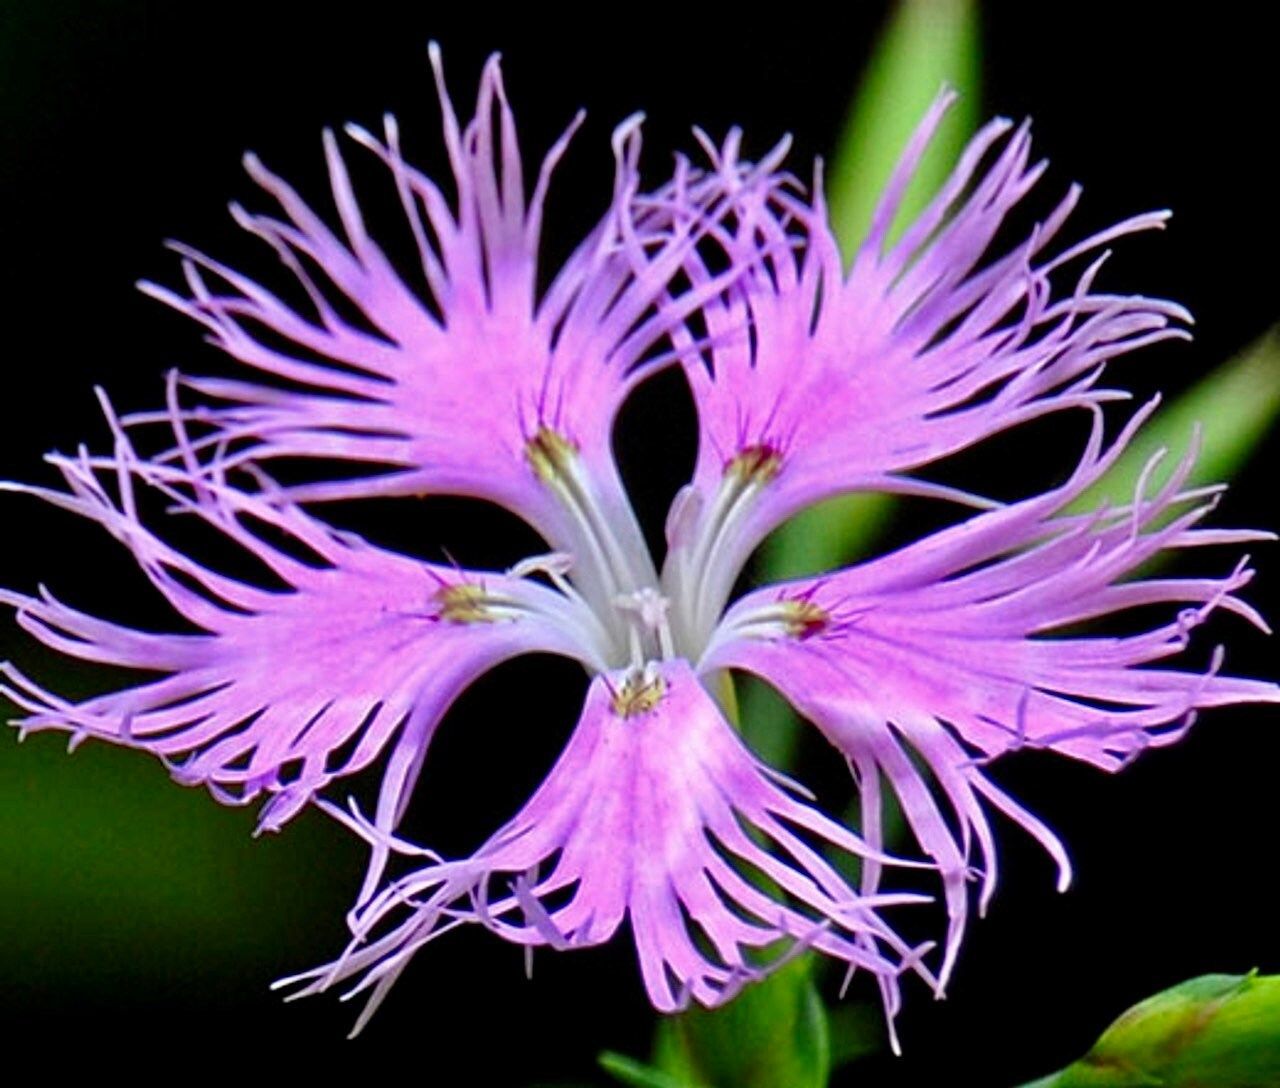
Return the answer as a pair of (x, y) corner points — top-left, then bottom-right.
(0, 402), (603, 835)
(704, 405), (1280, 985)
(662, 92), (1192, 647)
(280, 660), (934, 1043)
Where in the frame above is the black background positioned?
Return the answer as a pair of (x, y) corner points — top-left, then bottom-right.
(1, 3), (1277, 1084)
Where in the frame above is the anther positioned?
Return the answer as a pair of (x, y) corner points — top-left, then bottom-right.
(780, 597), (830, 640)
(435, 582), (499, 624)
(611, 663), (666, 719)
(725, 443), (783, 485)
(508, 551), (576, 596)
(525, 425), (578, 484)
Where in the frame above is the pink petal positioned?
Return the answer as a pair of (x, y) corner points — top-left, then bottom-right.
(281, 659), (933, 1035)
(136, 51), (733, 594)
(664, 93), (1192, 634)
(705, 412), (1279, 980)
(1, 409), (597, 835)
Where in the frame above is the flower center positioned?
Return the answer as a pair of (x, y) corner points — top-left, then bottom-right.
(522, 426), (788, 673)
(524, 425), (675, 668)
(613, 587), (675, 666)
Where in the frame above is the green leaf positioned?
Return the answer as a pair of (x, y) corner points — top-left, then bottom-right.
(1071, 328), (1280, 511)
(603, 957), (839, 1088)
(827, 1001), (887, 1069)
(646, 955), (833, 1088)
(599, 1050), (703, 1088)
(827, 0), (980, 256)
(1018, 972), (1280, 1088)
(755, 492), (899, 587)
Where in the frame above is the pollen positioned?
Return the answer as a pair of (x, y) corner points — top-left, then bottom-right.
(780, 598), (829, 640)
(435, 582), (499, 624)
(526, 425), (579, 483)
(725, 443), (783, 484)
(611, 669), (666, 719)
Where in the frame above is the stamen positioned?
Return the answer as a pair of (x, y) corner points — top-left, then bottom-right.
(427, 571), (618, 673)
(507, 551), (576, 595)
(435, 582), (502, 624)
(615, 587), (676, 660)
(525, 425), (579, 484)
(665, 442), (786, 659)
(725, 442), (783, 484)
(615, 587), (670, 630)
(522, 424), (657, 643)
(780, 598), (829, 640)
(611, 664), (666, 719)
(708, 596), (833, 648)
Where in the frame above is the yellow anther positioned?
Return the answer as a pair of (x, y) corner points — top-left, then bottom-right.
(780, 598), (828, 640)
(525, 425), (579, 483)
(435, 582), (498, 624)
(725, 443), (782, 484)
(611, 670), (666, 719)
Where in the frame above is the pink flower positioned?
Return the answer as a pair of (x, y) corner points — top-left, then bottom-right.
(3, 51), (1275, 1042)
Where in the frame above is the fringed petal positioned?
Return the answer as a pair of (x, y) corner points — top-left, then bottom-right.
(705, 409), (1279, 980)
(0, 403), (601, 834)
(136, 51), (760, 613)
(664, 92), (1192, 642)
(280, 660), (933, 1038)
